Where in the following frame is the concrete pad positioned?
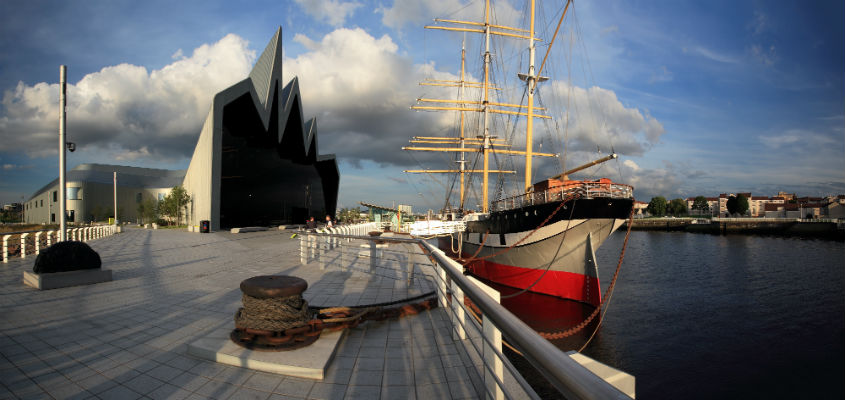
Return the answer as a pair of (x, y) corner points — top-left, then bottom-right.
(231, 227), (270, 233)
(22, 269), (113, 290)
(567, 351), (635, 399)
(187, 328), (346, 380)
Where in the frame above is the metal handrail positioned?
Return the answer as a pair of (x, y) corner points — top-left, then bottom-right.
(491, 181), (634, 212)
(420, 241), (630, 400)
(301, 229), (631, 399)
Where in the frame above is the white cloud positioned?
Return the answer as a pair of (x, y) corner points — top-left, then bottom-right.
(759, 129), (836, 149)
(0, 34), (255, 160)
(544, 83), (666, 157)
(748, 11), (769, 36)
(282, 28), (458, 166)
(294, 0), (362, 27)
(649, 65), (673, 84)
(623, 159), (639, 171)
(380, 0), (520, 32)
(750, 44), (777, 66)
(692, 46), (739, 64)
(601, 25), (619, 35)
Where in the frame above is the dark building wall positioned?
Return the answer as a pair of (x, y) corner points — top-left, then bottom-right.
(218, 83), (335, 228)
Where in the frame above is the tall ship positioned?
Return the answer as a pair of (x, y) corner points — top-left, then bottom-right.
(405, 0), (634, 308)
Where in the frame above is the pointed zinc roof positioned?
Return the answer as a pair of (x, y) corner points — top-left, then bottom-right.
(248, 27), (283, 107)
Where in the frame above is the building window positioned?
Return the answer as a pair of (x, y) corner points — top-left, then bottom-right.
(40, 199), (43, 207)
(158, 193), (166, 201)
(53, 191), (57, 202)
(136, 193), (142, 203)
(67, 187), (82, 200)
(51, 213), (55, 223)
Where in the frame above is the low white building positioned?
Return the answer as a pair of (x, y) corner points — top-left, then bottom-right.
(24, 164), (182, 224)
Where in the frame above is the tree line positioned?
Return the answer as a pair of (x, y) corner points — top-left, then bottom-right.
(646, 194), (749, 217)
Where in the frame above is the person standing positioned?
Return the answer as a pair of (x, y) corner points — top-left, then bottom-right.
(325, 215), (333, 228)
(306, 216), (316, 229)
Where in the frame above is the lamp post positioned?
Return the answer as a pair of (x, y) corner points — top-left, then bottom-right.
(58, 65), (67, 242)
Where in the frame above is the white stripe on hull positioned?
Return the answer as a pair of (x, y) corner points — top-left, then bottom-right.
(454, 218), (626, 277)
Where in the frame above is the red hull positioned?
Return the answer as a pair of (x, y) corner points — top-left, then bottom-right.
(465, 257), (602, 307)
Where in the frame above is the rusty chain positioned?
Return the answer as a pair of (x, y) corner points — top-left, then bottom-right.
(537, 206), (635, 339)
(231, 296), (438, 351)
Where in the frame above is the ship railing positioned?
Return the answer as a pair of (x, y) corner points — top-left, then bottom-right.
(406, 220), (467, 236)
(2, 225), (118, 264)
(491, 181), (634, 212)
(299, 227), (633, 400)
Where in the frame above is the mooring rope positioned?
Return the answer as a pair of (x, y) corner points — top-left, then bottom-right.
(234, 294), (311, 332)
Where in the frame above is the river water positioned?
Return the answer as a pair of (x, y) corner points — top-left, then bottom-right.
(493, 231), (844, 399)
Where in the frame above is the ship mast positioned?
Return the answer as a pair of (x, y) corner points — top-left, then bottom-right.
(404, 0), (558, 213)
(524, 0), (536, 194)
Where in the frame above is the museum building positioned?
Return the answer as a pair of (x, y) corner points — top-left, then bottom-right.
(24, 28), (339, 231)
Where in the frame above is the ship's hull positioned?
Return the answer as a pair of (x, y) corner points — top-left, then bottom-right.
(439, 198), (632, 307)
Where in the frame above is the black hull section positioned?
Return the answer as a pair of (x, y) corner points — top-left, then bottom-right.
(467, 197), (633, 234)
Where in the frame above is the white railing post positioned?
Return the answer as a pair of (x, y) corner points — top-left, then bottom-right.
(435, 263), (448, 309)
(2, 234), (10, 263)
(318, 231), (326, 270)
(339, 237), (346, 270)
(406, 246), (415, 286)
(35, 232), (43, 254)
(451, 279), (466, 341)
(369, 239), (377, 271)
(46, 231), (53, 246)
(20, 233), (29, 259)
(481, 285), (504, 400)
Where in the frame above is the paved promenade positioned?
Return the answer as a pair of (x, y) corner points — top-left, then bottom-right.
(0, 227), (493, 399)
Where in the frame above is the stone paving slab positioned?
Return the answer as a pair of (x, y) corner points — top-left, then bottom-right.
(22, 269), (113, 290)
(187, 328), (345, 379)
(0, 227), (505, 399)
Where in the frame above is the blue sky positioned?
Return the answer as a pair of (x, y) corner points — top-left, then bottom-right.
(1, 0), (842, 212)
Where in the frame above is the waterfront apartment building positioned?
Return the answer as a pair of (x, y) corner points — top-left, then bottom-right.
(685, 197), (720, 217)
(686, 192), (843, 219)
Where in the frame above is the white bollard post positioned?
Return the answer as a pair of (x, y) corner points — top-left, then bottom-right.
(300, 234), (307, 265)
(21, 233), (29, 259)
(2, 234), (10, 263)
(35, 232), (43, 254)
(46, 231), (53, 246)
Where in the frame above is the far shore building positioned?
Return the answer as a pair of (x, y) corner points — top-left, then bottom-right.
(633, 200), (649, 217)
(24, 28), (339, 231)
(685, 197), (719, 217)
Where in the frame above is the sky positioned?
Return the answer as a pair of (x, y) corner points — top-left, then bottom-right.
(0, 0), (843, 213)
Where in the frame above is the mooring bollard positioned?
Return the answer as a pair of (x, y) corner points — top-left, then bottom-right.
(231, 275), (315, 351)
